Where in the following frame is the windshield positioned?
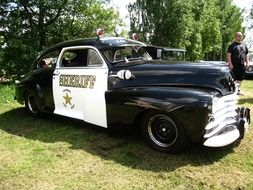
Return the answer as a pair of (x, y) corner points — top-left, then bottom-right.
(102, 45), (152, 64)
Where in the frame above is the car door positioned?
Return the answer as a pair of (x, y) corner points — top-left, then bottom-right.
(32, 50), (59, 109)
(53, 46), (108, 128)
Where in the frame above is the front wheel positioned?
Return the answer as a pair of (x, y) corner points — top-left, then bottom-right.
(24, 91), (41, 117)
(142, 111), (190, 153)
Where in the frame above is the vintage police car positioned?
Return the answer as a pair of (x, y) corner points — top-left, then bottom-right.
(15, 31), (250, 153)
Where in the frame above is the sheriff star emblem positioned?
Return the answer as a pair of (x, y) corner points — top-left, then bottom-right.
(63, 89), (75, 109)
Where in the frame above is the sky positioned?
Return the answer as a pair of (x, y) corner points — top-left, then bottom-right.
(110, 0), (135, 27)
(233, 0), (253, 9)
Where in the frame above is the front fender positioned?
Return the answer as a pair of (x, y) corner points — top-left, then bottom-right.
(105, 86), (217, 142)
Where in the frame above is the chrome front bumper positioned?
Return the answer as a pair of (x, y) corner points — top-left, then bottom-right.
(203, 107), (250, 147)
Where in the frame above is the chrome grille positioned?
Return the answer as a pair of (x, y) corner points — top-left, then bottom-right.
(204, 93), (238, 138)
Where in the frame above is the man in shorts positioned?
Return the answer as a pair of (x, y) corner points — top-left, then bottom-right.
(227, 32), (249, 95)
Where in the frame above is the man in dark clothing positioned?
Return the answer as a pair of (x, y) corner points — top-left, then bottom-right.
(227, 32), (249, 95)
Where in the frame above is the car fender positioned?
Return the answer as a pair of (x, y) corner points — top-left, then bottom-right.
(105, 86), (216, 142)
(16, 77), (46, 111)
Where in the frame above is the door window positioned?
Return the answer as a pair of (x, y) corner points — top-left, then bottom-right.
(37, 51), (59, 69)
(61, 49), (88, 67)
(60, 48), (103, 67)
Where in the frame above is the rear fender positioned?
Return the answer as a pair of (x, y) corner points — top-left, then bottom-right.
(20, 79), (46, 111)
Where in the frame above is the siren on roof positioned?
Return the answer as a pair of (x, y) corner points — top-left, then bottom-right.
(96, 28), (105, 38)
(132, 33), (140, 41)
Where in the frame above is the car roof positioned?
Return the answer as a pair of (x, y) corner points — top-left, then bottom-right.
(39, 37), (146, 58)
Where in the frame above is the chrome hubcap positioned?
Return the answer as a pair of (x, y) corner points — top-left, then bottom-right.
(148, 114), (178, 148)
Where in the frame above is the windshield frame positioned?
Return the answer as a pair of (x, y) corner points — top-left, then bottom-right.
(100, 44), (152, 65)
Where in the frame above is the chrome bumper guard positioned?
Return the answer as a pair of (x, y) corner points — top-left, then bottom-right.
(203, 103), (250, 147)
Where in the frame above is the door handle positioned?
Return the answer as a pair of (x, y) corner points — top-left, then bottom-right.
(53, 71), (60, 76)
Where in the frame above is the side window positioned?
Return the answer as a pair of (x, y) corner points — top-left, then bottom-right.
(61, 49), (88, 67)
(88, 49), (103, 66)
(37, 51), (59, 69)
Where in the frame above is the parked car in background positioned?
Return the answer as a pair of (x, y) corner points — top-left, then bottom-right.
(15, 30), (250, 153)
(161, 47), (186, 61)
(145, 46), (186, 61)
(246, 53), (253, 77)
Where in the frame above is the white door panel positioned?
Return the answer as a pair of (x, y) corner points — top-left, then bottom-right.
(53, 46), (108, 128)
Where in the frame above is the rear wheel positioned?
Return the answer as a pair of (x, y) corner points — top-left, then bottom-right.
(142, 111), (190, 153)
(24, 91), (41, 117)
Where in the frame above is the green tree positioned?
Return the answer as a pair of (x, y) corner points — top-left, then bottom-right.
(217, 0), (244, 60)
(0, 0), (120, 78)
(0, 35), (4, 77)
(128, 0), (195, 47)
(128, 0), (244, 61)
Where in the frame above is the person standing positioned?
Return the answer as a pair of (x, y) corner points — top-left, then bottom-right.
(227, 32), (249, 95)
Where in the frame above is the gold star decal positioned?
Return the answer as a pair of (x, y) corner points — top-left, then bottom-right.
(63, 93), (72, 106)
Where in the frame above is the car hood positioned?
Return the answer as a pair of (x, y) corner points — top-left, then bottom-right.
(108, 61), (235, 95)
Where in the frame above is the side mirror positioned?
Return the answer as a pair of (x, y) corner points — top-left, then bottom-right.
(157, 49), (162, 59)
(117, 70), (132, 80)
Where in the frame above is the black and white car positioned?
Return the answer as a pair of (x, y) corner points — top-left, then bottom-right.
(15, 31), (250, 153)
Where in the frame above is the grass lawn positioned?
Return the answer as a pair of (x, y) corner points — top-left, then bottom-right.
(0, 81), (253, 190)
